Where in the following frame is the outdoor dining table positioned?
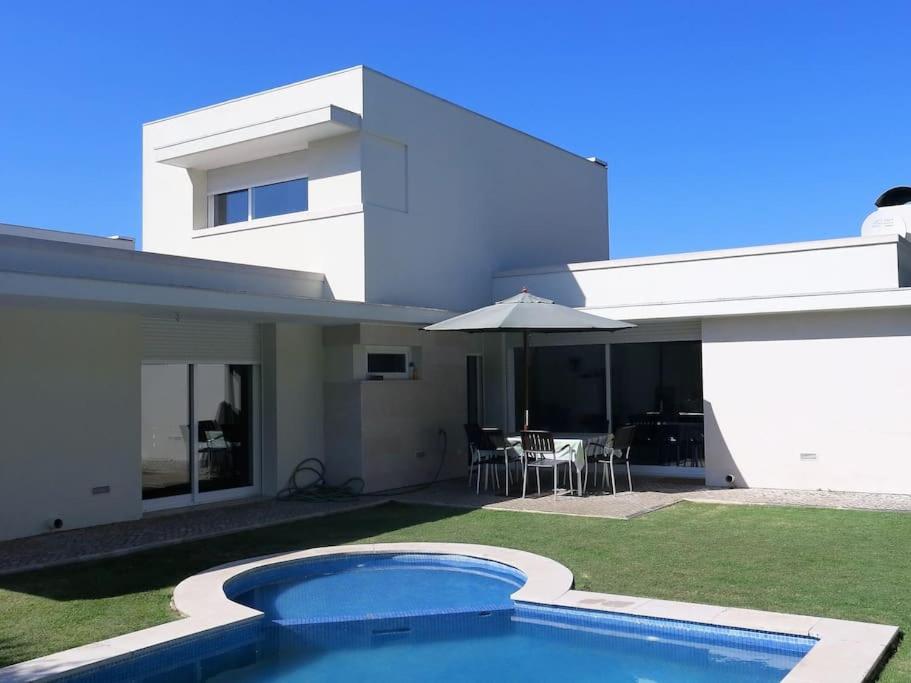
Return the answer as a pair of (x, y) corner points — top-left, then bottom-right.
(506, 435), (591, 496)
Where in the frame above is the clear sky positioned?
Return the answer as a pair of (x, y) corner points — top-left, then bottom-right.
(0, 1), (909, 257)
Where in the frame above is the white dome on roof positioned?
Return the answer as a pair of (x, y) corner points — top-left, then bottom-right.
(861, 187), (911, 238)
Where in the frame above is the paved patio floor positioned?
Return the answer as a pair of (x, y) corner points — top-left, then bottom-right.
(398, 476), (911, 518)
(2, 477), (910, 575)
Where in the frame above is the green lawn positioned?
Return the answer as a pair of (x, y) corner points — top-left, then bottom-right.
(0, 502), (907, 679)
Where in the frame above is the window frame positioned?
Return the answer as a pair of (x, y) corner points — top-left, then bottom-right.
(207, 173), (309, 228)
(364, 345), (412, 380)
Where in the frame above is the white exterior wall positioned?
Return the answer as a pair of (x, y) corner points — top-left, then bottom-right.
(361, 70), (608, 311)
(703, 310), (911, 494)
(261, 323), (325, 495)
(323, 324), (478, 491)
(143, 67), (610, 310)
(494, 237), (904, 308)
(0, 306), (142, 541)
(142, 69), (367, 301)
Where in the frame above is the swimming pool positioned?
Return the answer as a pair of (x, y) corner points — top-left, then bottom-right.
(55, 552), (815, 682)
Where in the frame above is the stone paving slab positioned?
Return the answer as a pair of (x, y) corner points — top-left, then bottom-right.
(396, 480), (679, 519)
(684, 485), (911, 512)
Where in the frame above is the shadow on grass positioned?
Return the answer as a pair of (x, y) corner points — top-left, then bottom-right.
(0, 502), (472, 602)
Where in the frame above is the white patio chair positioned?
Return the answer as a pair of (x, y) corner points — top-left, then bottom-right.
(521, 430), (574, 500)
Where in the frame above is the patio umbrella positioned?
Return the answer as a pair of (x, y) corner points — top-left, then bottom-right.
(424, 289), (635, 430)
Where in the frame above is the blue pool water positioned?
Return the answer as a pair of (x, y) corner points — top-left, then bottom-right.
(63, 553), (815, 683)
(228, 554), (525, 622)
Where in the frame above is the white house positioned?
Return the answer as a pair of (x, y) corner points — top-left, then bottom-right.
(2, 65), (910, 542)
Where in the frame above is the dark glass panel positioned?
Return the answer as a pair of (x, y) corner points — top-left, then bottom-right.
(610, 341), (704, 467)
(514, 344), (607, 433)
(195, 364), (254, 493)
(213, 189), (249, 226)
(467, 355), (482, 424)
(367, 353), (407, 374)
(252, 178), (308, 219)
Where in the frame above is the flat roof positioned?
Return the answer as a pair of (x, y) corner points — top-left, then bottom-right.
(495, 234), (903, 278)
(0, 233), (451, 326)
(145, 65), (603, 167)
(0, 222), (135, 250)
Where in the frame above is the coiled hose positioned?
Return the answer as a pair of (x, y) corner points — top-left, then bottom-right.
(277, 428), (448, 502)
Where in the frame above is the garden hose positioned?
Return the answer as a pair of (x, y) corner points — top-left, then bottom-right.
(277, 428), (448, 502)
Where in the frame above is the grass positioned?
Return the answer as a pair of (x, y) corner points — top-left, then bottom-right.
(0, 501), (907, 680)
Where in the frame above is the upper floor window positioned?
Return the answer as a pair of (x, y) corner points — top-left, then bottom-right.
(209, 177), (308, 227)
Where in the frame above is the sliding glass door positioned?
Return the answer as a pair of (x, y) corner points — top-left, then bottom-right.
(610, 341), (704, 469)
(195, 364), (255, 494)
(513, 344), (607, 432)
(142, 363), (259, 510)
(141, 364), (191, 501)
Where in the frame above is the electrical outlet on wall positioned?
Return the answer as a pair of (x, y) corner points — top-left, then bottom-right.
(799, 453), (818, 462)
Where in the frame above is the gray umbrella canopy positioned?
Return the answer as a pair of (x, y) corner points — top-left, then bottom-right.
(424, 290), (635, 333)
(424, 289), (635, 429)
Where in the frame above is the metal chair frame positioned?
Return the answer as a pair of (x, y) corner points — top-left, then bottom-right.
(607, 425), (635, 494)
(520, 430), (574, 500)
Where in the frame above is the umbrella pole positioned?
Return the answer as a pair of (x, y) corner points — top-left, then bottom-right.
(523, 330), (529, 430)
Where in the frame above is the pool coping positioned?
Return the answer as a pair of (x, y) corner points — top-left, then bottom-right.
(0, 542), (899, 682)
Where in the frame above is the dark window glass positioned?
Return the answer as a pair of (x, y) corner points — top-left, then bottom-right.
(367, 353), (407, 374)
(610, 341), (704, 467)
(467, 356), (483, 424)
(252, 178), (308, 219)
(195, 364), (254, 493)
(514, 344), (607, 433)
(213, 189), (249, 226)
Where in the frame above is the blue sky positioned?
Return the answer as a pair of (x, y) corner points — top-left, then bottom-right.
(0, 1), (908, 257)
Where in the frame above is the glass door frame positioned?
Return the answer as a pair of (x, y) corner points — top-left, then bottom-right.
(142, 362), (262, 512)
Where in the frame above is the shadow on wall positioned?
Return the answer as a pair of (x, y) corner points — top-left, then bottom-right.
(706, 310), (911, 342)
(496, 264), (588, 309)
(703, 399), (746, 488)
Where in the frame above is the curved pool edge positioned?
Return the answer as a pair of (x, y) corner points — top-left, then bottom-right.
(0, 542), (898, 683)
(172, 542), (574, 622)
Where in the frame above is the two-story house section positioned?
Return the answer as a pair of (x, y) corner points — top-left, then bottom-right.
(142, 66), (610, 311)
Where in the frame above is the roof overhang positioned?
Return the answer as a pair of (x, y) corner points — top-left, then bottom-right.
(153, 105), (362, 170)
(0, 234), (450, 327)
(0, 270), (451, 326)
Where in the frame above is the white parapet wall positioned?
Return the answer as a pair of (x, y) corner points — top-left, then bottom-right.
(494, 235), (908, 309)
(702, 309), (911, 494)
